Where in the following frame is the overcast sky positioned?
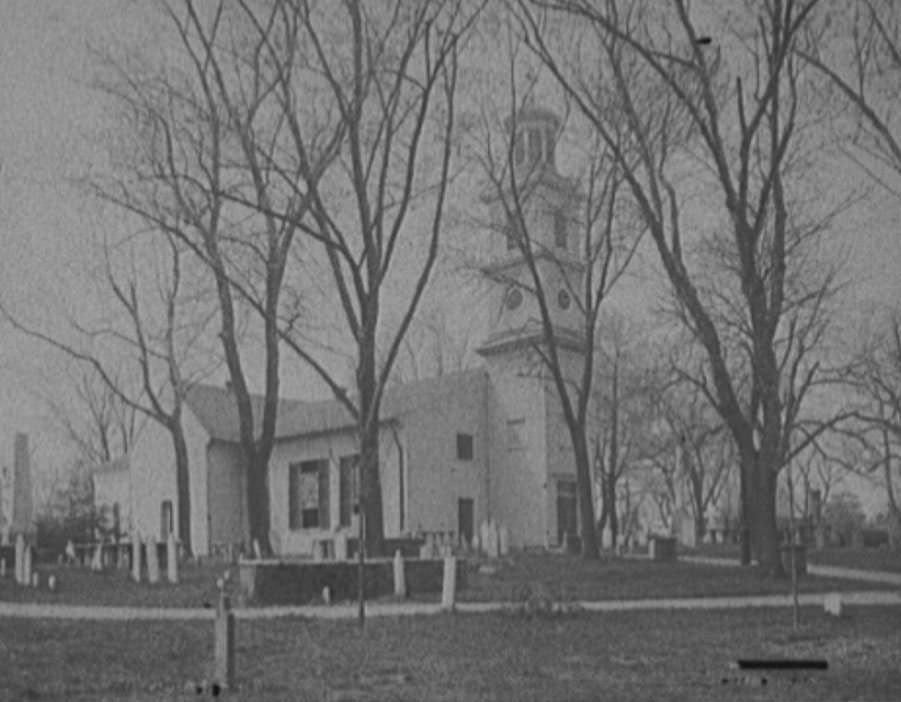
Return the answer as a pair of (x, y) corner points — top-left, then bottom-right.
(0, 2), (897, 513)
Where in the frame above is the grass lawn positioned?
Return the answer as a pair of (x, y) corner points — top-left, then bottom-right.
(1, 606), (900, 701)
(454, 552), (896, 604)
(689, 544), (901, 573)
(0, 551), (894, 610)
(0, 561), (228, 608)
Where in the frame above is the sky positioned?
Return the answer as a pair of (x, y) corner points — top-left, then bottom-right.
(0, 2), (898, 514)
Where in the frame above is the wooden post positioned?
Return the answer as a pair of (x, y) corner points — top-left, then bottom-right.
(214, 581), (235, 690)
(166, 531), (179, 584)
(393, 550), (406, 598)
(146, 535), (160, 584)
(14, 534), (24, 584)
(441, 555), (456, 611)
(131, 533), (142, 583)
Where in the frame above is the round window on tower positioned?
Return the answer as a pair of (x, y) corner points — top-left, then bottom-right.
(506, 287), (523, 310)
(558, 289), (571, 310)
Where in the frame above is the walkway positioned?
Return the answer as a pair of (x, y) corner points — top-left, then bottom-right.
(0, 589), (899, 621)
(680, 554), (901, 587)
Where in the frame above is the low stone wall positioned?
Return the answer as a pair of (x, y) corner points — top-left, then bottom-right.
(237, 557), (466, 605)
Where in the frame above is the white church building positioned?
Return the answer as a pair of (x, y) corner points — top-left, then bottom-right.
(94, 106), (595, 557)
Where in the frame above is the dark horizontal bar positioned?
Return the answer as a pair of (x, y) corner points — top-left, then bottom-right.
(738, 659), (828, 671)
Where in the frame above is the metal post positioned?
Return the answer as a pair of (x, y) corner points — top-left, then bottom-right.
(214, 579), (235, 690)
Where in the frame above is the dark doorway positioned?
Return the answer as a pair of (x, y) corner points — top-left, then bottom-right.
(556, 479), (578, 546)
(458, 498), (474, 545)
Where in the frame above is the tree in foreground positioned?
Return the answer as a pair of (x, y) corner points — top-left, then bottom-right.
(517, 0), (848, 574)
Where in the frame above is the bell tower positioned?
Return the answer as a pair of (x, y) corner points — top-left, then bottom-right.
(477, 104), (587, 550)
(477, 104), (585, 357)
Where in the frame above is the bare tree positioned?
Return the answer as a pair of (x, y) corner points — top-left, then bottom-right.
(89, 0), (355, 554)
(1, 234), (216, 554)
(470, 39), (644, 557)
(515, 0), (850, 574)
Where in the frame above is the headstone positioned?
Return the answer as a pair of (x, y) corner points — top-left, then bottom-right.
(824, 592), (843, 617)
(393, 550), (406, 597)
(22, 544), (32, 586)
(471, 533), (481, 556)
(334, 532), (348, 561)
(418, 538), (431, 559)
(601, 526), (613, 550)
(484, 521), (499, 559)
(131, 533), (142, 582)
(166, 531), (179, 584)
(146, 535), (160, 584)
(814, 526), (826, 550)
(498, 524), (510, 557)
(14, 533), (24, 584)
(441, 555), (456, 611)
(91, 542), (103, 572)
(47, 574), (56, 592)
(252, 539), (263, 560)
(322, 586), (331, 605)
(31, 571), (39, 588)
(65, 540), (77, 565)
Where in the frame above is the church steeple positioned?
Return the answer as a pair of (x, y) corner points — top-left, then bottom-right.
(478, 104), (585, 358)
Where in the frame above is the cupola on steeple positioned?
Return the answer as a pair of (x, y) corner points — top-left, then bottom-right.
(505, 104), (561, 172)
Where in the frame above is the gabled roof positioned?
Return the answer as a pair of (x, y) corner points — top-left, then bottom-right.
(92, 457), (129, 476)
(184, 368), (488, 443)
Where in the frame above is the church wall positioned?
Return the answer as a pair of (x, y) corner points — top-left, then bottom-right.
(484, 351), (550, 548)
(125, 417), (177, 545)
(401, 371), (489, 541)
(206, 439), (245, 555)
(268, 427), (400, 556)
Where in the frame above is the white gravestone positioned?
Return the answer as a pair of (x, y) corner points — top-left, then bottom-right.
(65, 540), (77, 565)
(146, 535), (160, 584)
(91, 542), (103, 572)
(441, 555), (456, 611)
(824, 592), (843, 617)
(31, 571), (39, 588)
(14, 533), (24, 584)
(47, 574), (56, 592)
(498, 524), (510, 557)
(334, 532), (348, 561)
(471, 533), (481, 556)
(601, 527), (613, 550)
(131, 533), (142, 583)
(393, 550), (406, 597)
(22, 544), (32, 587)
(166, 531), (179, 584)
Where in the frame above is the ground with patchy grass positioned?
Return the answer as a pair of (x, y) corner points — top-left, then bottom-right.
(689, 544), (901, 573)
(1, 606), (899, 701)
(0, 552), (892, 610)
(454, 552), (894, 604)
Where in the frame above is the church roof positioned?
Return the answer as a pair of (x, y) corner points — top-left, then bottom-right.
(184, 368), (488, 443)
(92, 457), (129, 476)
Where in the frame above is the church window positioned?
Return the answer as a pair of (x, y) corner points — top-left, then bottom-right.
(289, 459), (329, 530)
(528, 128), (542, 165)
(545, 127), (556, 166)
(339, 455), (358, 528)
(456, 433), (474, 461)
(514, 131), (526, 166)
(505, 287), (523, 310)
(505, 215), (523, 251)
(506, 418), (525, 451)
(553, 209), (567, 249)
